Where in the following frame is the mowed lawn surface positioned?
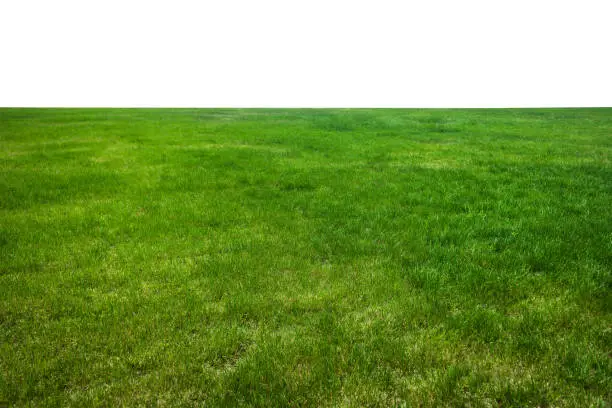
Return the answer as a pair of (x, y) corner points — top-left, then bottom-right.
(0, 109), (610, 407)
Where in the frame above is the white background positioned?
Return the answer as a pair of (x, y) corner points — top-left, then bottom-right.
(1, 0), (610, 107)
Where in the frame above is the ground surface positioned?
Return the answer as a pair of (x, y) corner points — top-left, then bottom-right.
(0, 109), (610, 407)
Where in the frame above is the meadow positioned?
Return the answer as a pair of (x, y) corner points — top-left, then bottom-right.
(0, 108), (610, 407)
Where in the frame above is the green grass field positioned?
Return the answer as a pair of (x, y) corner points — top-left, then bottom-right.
(1, 108), (610, 407)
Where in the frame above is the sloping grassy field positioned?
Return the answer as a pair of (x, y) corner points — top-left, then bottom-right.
(1, 109), (610, 407)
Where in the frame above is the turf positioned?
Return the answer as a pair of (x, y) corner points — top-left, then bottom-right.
(0, 108), (610, 407)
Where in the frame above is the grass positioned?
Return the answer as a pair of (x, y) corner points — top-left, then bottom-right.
(0, 108), (610, 407)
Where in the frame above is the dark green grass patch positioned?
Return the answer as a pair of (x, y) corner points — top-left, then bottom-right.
(1, 108), (611, 407)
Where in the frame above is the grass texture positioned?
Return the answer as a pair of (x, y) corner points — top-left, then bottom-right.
(1, 108), (611, 407)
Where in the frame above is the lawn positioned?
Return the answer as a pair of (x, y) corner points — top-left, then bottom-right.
(0, 108), (610, 407)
